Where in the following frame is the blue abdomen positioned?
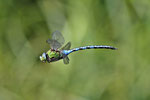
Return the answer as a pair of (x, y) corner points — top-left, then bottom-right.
(62, 45), (116, 55)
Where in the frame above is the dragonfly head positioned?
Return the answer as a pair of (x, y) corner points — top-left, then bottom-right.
(40, 53), (46, 62)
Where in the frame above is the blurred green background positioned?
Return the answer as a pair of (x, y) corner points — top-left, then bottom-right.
(0, 0), (150, 100)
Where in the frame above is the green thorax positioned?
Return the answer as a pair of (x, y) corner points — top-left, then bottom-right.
(46, 50), (62, 59)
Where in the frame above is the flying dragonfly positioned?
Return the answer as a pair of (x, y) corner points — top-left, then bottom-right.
(40, 31), (117, 64)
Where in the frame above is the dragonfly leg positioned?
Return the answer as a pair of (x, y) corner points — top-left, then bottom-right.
(46, 54), (51, 63)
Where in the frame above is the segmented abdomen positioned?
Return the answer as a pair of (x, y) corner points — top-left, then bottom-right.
(62, 45), (117, 55)
(72, 45), (116, 51)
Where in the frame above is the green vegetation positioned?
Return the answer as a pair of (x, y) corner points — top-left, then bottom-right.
(0, 0), (150, 100)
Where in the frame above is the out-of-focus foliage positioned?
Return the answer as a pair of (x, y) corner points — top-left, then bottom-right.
(0, 0), (150, 100)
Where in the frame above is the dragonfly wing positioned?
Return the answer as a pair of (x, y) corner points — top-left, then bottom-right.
(52, 31), (65, 46)
(46, 39), (61, 50)
(46, 31), (65, 50)
(63, 56), (70, 64)
(61, 42), (71, 50)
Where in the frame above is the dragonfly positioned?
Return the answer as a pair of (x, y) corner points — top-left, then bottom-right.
(40, 31), (117, 64)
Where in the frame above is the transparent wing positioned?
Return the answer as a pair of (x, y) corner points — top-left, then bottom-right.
(52, 31), (65, 46)
(46, 39), (61, 50)
(46, 31), (65, 50)
(63, 56), (70, 64)
(62, 42), (71, 64)
(61, 42), (71, 50)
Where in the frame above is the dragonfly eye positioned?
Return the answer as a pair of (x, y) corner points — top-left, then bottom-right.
(40, 53), (46, 62)
(42, 53), (46, 57)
